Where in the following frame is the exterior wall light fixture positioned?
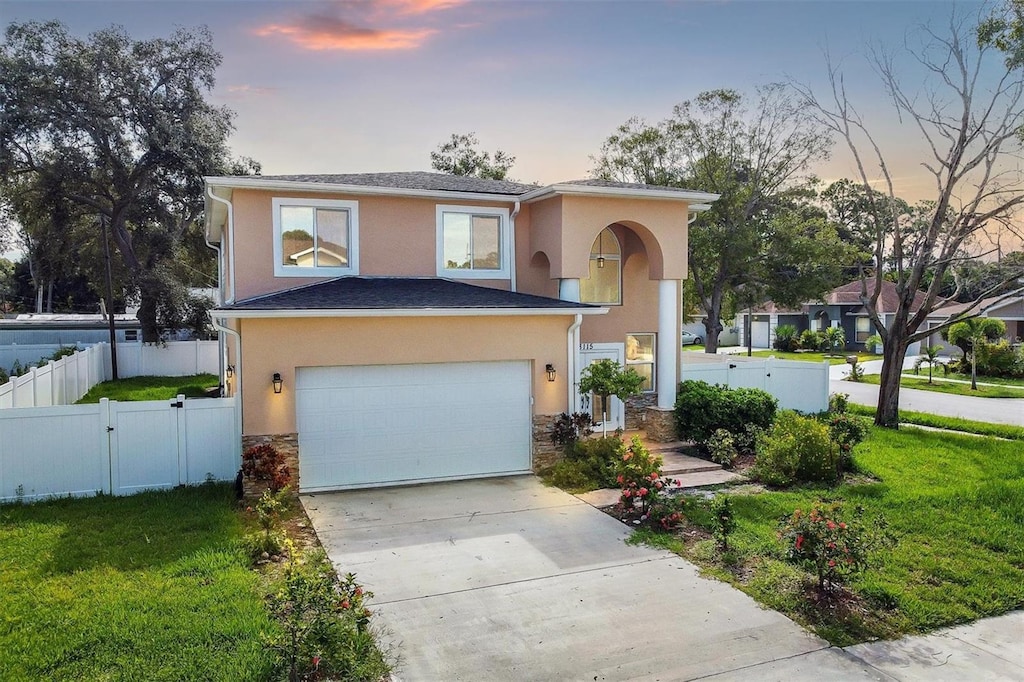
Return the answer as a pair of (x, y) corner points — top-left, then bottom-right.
(545, 364), (556, 382)
(272, 372), (283, 394)
(226, 364), (234, 379)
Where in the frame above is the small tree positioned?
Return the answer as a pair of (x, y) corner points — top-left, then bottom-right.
(914, 345), (945, 384)
(578, 359), (644, 436)
(822, 326), (846, 357)
(430, 132), (516, 180)
(947, 318), (1006, 389)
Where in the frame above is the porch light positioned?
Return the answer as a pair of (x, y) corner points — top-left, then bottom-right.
(272, 372), (283, 394)
(545, 364), (557, 382)
(597, 231), (605, 268)
(225, 364), (234, 379)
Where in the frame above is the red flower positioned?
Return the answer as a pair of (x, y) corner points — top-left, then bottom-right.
(312, 656), (321, 669)
(839, 522), (847, 530)
(828, 560), (836, 567)
(655, 481), (663, 489)
(826, 520), (836, 530)
(623, 489), (632, 498)
(795, 535), (804, 550)
(616, 475), (624, 485)
(354, 587), (363, 597)
(639, 487), (649, 497)
(341, 599), (350, 609)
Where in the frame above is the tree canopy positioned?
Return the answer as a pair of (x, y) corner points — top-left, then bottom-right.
(430, 132), (516, 180)
(593, 87), (852, 352)
(0, 21), (257, 339)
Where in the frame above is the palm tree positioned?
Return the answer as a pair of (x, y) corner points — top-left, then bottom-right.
(914, 345), (944, 384)
(822, 326), (846, 357)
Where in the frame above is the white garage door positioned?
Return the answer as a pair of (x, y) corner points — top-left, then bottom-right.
(751, 321), (771, 348)
(295, 361), (532, 491)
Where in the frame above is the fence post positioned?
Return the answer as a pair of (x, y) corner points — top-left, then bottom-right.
(48, 360), (57, 406)
(29, 367), (38, 407)
(101, 397), (113, 495)
(765, 356), (774, 395)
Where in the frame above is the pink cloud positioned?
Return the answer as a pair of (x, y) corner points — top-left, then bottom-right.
(254, 16), (436, 51)
(383, 0), (468, 15)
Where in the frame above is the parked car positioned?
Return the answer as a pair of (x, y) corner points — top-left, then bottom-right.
(681, 330), (704, 346)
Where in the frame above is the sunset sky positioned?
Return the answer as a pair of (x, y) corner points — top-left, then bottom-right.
(1, 0), (1014, 244)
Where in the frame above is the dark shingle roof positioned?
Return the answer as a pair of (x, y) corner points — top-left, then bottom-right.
(245, 172), (538, 196)
(222, 277), (595, 311)
(823, 277), (927, 313)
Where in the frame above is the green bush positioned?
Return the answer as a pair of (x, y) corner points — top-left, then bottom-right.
(773, 324), (799, 352)
(707, 428), (738, 467)
(975, 340), (1023, 378)
(709, 495), (737, 551)
(674, 380), (778, 445)
(754, 411), (837, 486)
(800, 329), (824, 351)
(827, 413), (869, 470)
(544, 436), (621, 491)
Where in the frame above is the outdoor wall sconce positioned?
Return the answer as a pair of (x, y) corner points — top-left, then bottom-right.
(597, 230), (606, 268)
(225, 365), (234, 379)
(546, 364), (557, 382)
(272, 372), (283, 394)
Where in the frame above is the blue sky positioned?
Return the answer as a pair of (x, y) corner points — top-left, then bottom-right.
(0, 0), (989, 200)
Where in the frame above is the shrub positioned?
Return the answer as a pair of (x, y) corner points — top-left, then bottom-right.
(975, 340), (1024, 378)
(545, 436), (622, 491)
(674, 380), (778, 445)
(800, 329), (824, 351)
(707, 428), (738, 467)
(773, 324), (799, 352)
(754, 411), (837, 486)
(709, 495), (736, 551)
(648, 496), (686, 531)
(778, 501), (897, 593)
(827, 413), (868, 469)
(614, 436), (678, 521)
(242, 488), (288, 561)
(550, 412), (594, 450)
(847, 363), (865, 382)
(269, 543), (390, 682)
(241, 443), (291, 492)
(828, 392), (850, 414)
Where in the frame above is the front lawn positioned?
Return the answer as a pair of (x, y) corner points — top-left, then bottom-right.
(76, 373), (219, 403)
(632, 426), (1024, 645)
(0, 485), (277, 680)
(846, 403), (1024, 440)
(903, 370), (1024, 388)
(857, 373), (1024, 398)
(747, 349), (881, 365)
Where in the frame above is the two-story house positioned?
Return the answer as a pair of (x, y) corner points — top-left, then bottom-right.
(204, 172), (717, 492)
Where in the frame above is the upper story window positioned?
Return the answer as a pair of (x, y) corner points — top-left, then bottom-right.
(273, 197), (359, 277)
(436, 205), (510, 279)
(580, 228), (621, 304)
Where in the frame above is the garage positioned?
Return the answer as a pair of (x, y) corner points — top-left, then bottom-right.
(751, 318), (771, 348)
(295, 360), (533, 491)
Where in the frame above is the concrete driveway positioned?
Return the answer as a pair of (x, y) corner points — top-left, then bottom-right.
(302, 476), (884, 681)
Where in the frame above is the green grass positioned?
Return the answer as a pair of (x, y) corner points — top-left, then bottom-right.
(858, 373), (1024, 398)
(634, 427), (1024, 645)
(0, 485), (278, 680)
(903, 371), (1024, 388)
(76, 373), (219, 403)
(846, 403), (1024, 440)
(747, 350), (881, 365)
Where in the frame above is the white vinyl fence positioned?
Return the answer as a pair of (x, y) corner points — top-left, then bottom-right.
(0, 395), (239, 503)
(0, 340), (219, 409)
(680, 354), (830, 414)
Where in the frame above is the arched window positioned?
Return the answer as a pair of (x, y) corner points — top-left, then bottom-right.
(580, 228), (621, 304)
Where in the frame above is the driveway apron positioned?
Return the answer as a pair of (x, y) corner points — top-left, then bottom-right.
(303, 476), (875, 681)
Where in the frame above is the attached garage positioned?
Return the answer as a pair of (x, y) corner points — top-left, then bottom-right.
(751, 318), (771, 348)
(295, 360), (533, 491)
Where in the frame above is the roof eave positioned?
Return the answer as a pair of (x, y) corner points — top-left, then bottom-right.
(519, 183), (720, 204)
(204, 176), (525, 204)
(212, 307), (608, 319)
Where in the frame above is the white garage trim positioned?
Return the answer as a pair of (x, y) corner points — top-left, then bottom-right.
(295, 360), (532, 491)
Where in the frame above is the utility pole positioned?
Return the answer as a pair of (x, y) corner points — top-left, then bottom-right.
(100, 215), (119, 381)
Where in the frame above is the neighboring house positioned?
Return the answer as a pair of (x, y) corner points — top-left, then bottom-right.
(0, 313), (141, 344)
(924, 294), (1024, 354)
(739, 302), (806, 349)
(205, 172), (717, 492)
(738, 277), (928, 353)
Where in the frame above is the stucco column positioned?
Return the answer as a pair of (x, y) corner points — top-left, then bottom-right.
(558, 278), (581, 303)
(657, 279), (678, 409)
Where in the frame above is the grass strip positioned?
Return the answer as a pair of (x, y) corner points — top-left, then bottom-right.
(847, 403), (1024, 440)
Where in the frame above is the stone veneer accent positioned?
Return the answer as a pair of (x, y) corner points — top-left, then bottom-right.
(531, 414), (562, 472)
(241, 433), (299, 499)
(625, 393), (658, 430)
(643, 406), (677, 442)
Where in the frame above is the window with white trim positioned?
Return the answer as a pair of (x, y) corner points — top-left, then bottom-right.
(626, 333), (655, 392)
(580, 228), (622, 304)
(273, 197), (359, 277)
(855, 316), (871, 343)
(436, 205), (510, 279)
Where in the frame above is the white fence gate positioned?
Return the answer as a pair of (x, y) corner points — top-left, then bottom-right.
(0, 395), (239, 503)
(679, 355), (830, 414)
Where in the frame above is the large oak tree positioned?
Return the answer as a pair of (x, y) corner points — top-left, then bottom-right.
(0, 21), (256, 340)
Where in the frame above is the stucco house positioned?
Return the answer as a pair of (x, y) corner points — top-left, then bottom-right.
(738, 278), (928, 353)
(204, 172), (717, 492)
(924, 294), (1024, 354)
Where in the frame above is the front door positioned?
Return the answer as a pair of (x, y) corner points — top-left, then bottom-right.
(579, 343), (625, 432)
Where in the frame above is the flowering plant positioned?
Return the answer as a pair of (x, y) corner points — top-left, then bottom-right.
(778, 501), (896, 592)
(614, 436), (679, 524)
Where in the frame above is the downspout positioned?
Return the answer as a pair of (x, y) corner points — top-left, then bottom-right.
(204, 229), (225, 392)
(509, 200), (521, 292)
(567, 314), (583, 414)
(210, 313), (243, 460)
(206, 187), (236, 304)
